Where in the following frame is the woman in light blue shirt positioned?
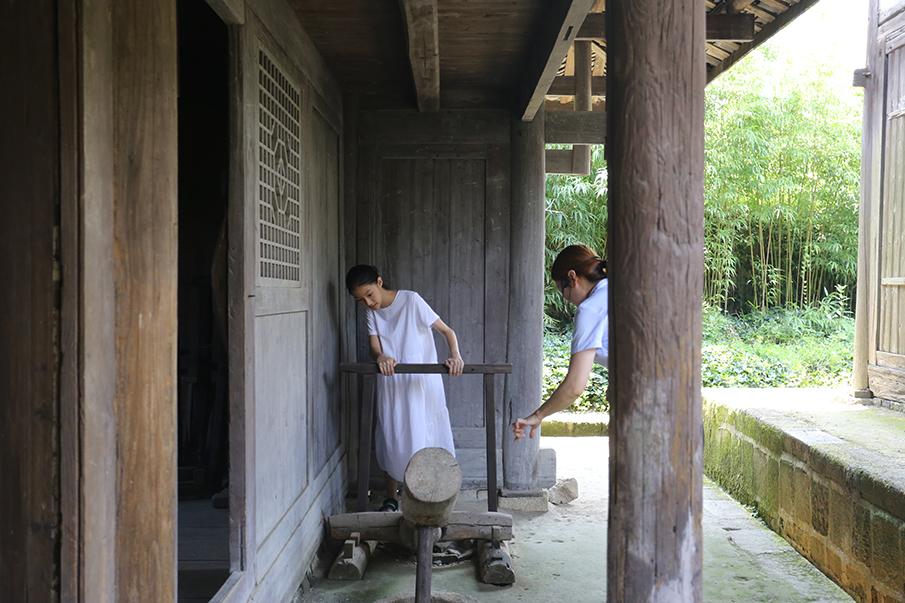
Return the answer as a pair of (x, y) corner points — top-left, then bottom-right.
(513, 244), (608, 441)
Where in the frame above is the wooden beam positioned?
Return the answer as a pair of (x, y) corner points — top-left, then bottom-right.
(545, 148), (592, 175)
(707, 0), (822, 83)
(545, 111), (607, 144)
(572, 40), (592, 174)
(400, 0), (440, 112)
(576, 12), (605, 40)
(547, 75), (607, 97)
(705, 13), (755, 41)
(546, 99), (606, 112)
(607, 0), (704, 599)
(576, 12), (754, 42)
(515, 0), (597, 122)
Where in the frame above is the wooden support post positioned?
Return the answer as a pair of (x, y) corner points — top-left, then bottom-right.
(853, 0), (880, 397)
(504, 106), (545, 491)
(484, 373), (499, 511)
(111, 0), (178, 600)
(572, 40), (592, 175)
(357, 374), (376, 511)
(606, 0), (704, 601)
(415, 526), (439, 603)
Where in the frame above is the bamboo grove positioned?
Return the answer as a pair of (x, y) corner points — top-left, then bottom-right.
(544, 44), (862, 323)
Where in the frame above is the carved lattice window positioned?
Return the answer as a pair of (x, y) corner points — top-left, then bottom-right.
(257, 47), (302, 285)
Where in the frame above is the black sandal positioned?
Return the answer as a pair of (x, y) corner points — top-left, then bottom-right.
(379, 497), (399, 512)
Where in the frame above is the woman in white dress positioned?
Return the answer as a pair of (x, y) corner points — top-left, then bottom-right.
(512, 244), (609, 441)
(346, 265), (464, 512)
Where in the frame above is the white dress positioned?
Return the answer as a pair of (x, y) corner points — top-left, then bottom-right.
(367, 290), (456, 482)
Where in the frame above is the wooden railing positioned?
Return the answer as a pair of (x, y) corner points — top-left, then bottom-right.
(339, 363), (512, 512)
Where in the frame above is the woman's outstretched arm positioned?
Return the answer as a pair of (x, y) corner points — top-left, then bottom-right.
(512, 348), (596, 441)
(431, 318), (464, 376)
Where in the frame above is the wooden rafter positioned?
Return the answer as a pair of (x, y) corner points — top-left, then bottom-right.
(576, 12), (754, 42)
(400, 0), (440, 112)
(707, 0), (822, 83)
(515, 0), (596, 122)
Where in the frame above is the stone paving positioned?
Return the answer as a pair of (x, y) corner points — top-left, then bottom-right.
(302, 437), (854, 603)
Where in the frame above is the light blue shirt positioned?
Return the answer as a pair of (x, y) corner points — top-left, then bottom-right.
(571, 280), (609, 367)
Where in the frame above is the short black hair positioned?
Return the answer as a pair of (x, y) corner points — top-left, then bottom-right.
(345, 264), (380, 293)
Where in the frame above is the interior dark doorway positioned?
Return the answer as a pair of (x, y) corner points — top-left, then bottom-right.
(176, 2), (231, 601)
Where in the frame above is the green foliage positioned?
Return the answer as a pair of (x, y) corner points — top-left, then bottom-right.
(703, 44), (861, 312)
(542, 330), (609, 413)
(543, 298), (854, 413)
(544, 145), (608, 326)
(700, 300), (854, 388)
(543, 40), (861, 319)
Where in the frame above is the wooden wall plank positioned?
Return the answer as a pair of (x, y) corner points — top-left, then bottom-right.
(360, 110), (510, 144)
(484, 145), (511, 452)
(606, 0), (704, 599)
(111, 0), (179, 600)
(310, 105), (343, 472)
(0, 2), (61, 601)
(446, 159), (486, 428)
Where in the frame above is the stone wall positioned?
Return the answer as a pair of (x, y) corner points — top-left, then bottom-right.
(703, 396), (905, 603)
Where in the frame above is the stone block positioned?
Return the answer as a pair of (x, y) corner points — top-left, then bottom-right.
(861, 472), (905, 521)
(825, 544), (844, 582)
(853, 503), (873, 569)
(780, 459), (794, 518)
(794, 466), (812, 526)
(871, 512), (903, 590)
(829, 487), (854, 555)
(498, 490), (548, 512)
(812, 480), (830, 536)
(546, 478), (578, 505)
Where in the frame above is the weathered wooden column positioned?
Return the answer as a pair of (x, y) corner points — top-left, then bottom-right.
(852, 0), (880, 397)
(503, 106), (545, 491)
(606, 1), (704, 601)
(112, 0), (179, 600)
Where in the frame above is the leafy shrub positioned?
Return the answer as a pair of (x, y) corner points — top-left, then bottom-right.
(543, 303), (854, 413)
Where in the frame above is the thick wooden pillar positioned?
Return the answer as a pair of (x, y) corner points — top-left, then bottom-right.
(112, 0), (178, 600)
(606, 1), (705, 601)
(0, 2), (61, 601)
(503, 106), (545, 491)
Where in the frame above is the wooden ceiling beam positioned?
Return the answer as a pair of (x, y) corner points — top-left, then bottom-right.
(707, 0), (822, 84)
(576, 12), (754, 42)
(545, 111), (607, 144)
(515, 0), (597, 122)
(706, 13), (755, 41)
(400, 0), (440, 112)
(547, 75), (607, 97)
